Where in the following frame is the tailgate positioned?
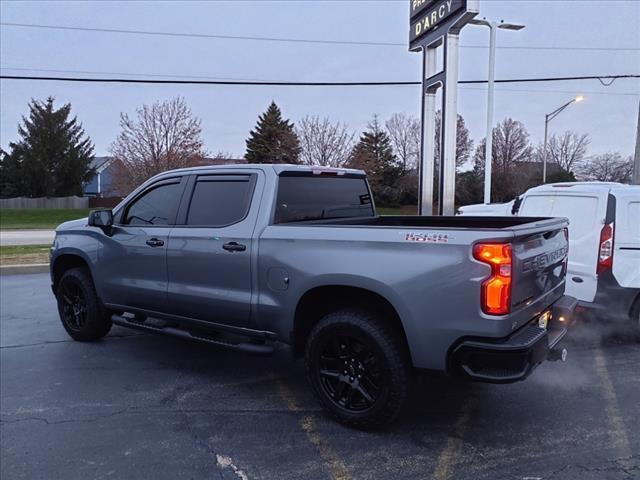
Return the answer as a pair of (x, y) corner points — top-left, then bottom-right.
(510, 220), (569, 312)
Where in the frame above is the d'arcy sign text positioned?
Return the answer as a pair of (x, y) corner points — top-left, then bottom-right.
(409, 0), (465, 45)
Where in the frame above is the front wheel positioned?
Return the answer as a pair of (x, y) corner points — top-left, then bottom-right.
(305, 309), (410, 429)
(56, 267), (112, 341)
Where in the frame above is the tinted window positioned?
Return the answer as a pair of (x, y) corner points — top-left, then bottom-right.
(275, 175), (374, 223)
(124, 182), (182, 226)
(187, 177), (253, 226)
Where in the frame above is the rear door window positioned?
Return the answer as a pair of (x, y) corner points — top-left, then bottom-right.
(275, 175), (374, 223)
(186, 175), (254, 226)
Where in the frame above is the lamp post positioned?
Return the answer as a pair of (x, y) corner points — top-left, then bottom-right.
(469, 18), (525, 204)
(542, 95), (584, 183)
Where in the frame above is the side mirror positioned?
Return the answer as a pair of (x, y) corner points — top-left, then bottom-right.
(88, 209), (114, 233)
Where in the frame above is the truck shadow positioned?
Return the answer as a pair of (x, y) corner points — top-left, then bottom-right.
(104, 322), (635, 438)
(106, 326), (497, 430)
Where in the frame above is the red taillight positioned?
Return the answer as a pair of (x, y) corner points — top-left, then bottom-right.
(597, 222), (614, 274)
(473, 243), (512, 315)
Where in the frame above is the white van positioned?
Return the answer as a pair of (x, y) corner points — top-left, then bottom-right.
(460, 182), (640, 327)
(457, 201), (515, 216)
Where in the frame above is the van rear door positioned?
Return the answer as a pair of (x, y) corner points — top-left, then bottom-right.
(613, 189), (640, 288)
(519, 192), (607, 302)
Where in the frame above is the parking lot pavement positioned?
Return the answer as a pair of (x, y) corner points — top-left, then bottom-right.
(1, 274), (638, 480)
(0, 230), (55, 246)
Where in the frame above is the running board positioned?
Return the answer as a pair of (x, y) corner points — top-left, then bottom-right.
(111, 315), (274, 356)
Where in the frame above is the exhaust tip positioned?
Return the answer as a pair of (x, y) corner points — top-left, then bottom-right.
(548, 348), (568, 362)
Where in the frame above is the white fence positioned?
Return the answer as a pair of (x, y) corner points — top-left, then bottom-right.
(0, 196), (89, 209)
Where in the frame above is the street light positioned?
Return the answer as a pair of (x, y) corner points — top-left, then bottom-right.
(469, 18), (525, 204)
(542, 95), (584, 183)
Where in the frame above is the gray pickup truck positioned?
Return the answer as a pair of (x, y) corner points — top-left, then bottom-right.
(51, 164), (576, 428)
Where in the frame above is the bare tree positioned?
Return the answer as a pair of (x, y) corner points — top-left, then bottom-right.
(579, 152), (634, 183)
(473, 118), (534, 201)
(537, 131), (590, 173)
(209, 151), (240, 164)
(385, 113), (420, 173)
(492, 118), (533, 169)
(296, 116), (354, 167)
(434, 112), (474, 170)
(110, 97), (205, 192)
(385, 112), (473, 176)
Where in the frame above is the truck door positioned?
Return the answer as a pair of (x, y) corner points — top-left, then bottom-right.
(99, 177), (187, 311)
(166, 173), (259, 327)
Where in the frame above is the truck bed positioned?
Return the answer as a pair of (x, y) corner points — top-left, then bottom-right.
(294, 215), (564, 230)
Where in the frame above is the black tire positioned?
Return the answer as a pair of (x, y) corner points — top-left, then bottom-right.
(305, 309), (411, 429)
(56, 267), (112, 341)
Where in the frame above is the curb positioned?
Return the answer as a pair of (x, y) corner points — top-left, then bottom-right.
(0, 263), (50, 276)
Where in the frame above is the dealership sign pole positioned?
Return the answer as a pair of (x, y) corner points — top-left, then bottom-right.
(409, 0), (478, 215)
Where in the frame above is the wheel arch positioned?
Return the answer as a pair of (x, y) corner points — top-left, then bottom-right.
(291, 284), (412, 363)
(51, 251), (93, 292)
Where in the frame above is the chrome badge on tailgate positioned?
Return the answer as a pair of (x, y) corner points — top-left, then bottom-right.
(522, 247), (568, 273)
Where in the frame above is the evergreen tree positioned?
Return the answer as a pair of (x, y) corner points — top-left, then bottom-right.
(0, 149), (22, 197)
(245, 102), (301, 164)
(455, 166), (484, 207)
(347, 116), (402, 206)
(4, 97), (95, 197)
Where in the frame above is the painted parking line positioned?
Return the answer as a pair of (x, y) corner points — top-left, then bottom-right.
(593, 347), (632, 460)
(432, 396), (477, 480)
(277, 379), (350, 480)
(216, 454), (249, 480)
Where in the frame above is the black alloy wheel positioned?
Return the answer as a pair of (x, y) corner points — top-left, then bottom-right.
(317, 333), (383, 412)
(60, 279), (88, 331)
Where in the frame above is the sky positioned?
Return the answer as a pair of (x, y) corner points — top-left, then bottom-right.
(1, 0), (639, 162)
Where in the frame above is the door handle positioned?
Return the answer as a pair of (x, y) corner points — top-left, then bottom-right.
(223, 242), (246, 252)
(146, 238), (164, 247)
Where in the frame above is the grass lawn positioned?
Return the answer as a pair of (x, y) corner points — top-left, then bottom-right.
(377, 205), (418, 216)
(0, 244), (50, 266)
(0, 208), (91, 230)
(0, 205), (416, 229)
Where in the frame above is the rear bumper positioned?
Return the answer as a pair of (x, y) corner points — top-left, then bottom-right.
(448, 295), (577, 383)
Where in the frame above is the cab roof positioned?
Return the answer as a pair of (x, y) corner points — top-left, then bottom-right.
(153, 163), (365, 179)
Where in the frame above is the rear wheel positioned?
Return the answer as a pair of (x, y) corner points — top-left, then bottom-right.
(56, 267), (112, 341)
(305, 309), (410, 429)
